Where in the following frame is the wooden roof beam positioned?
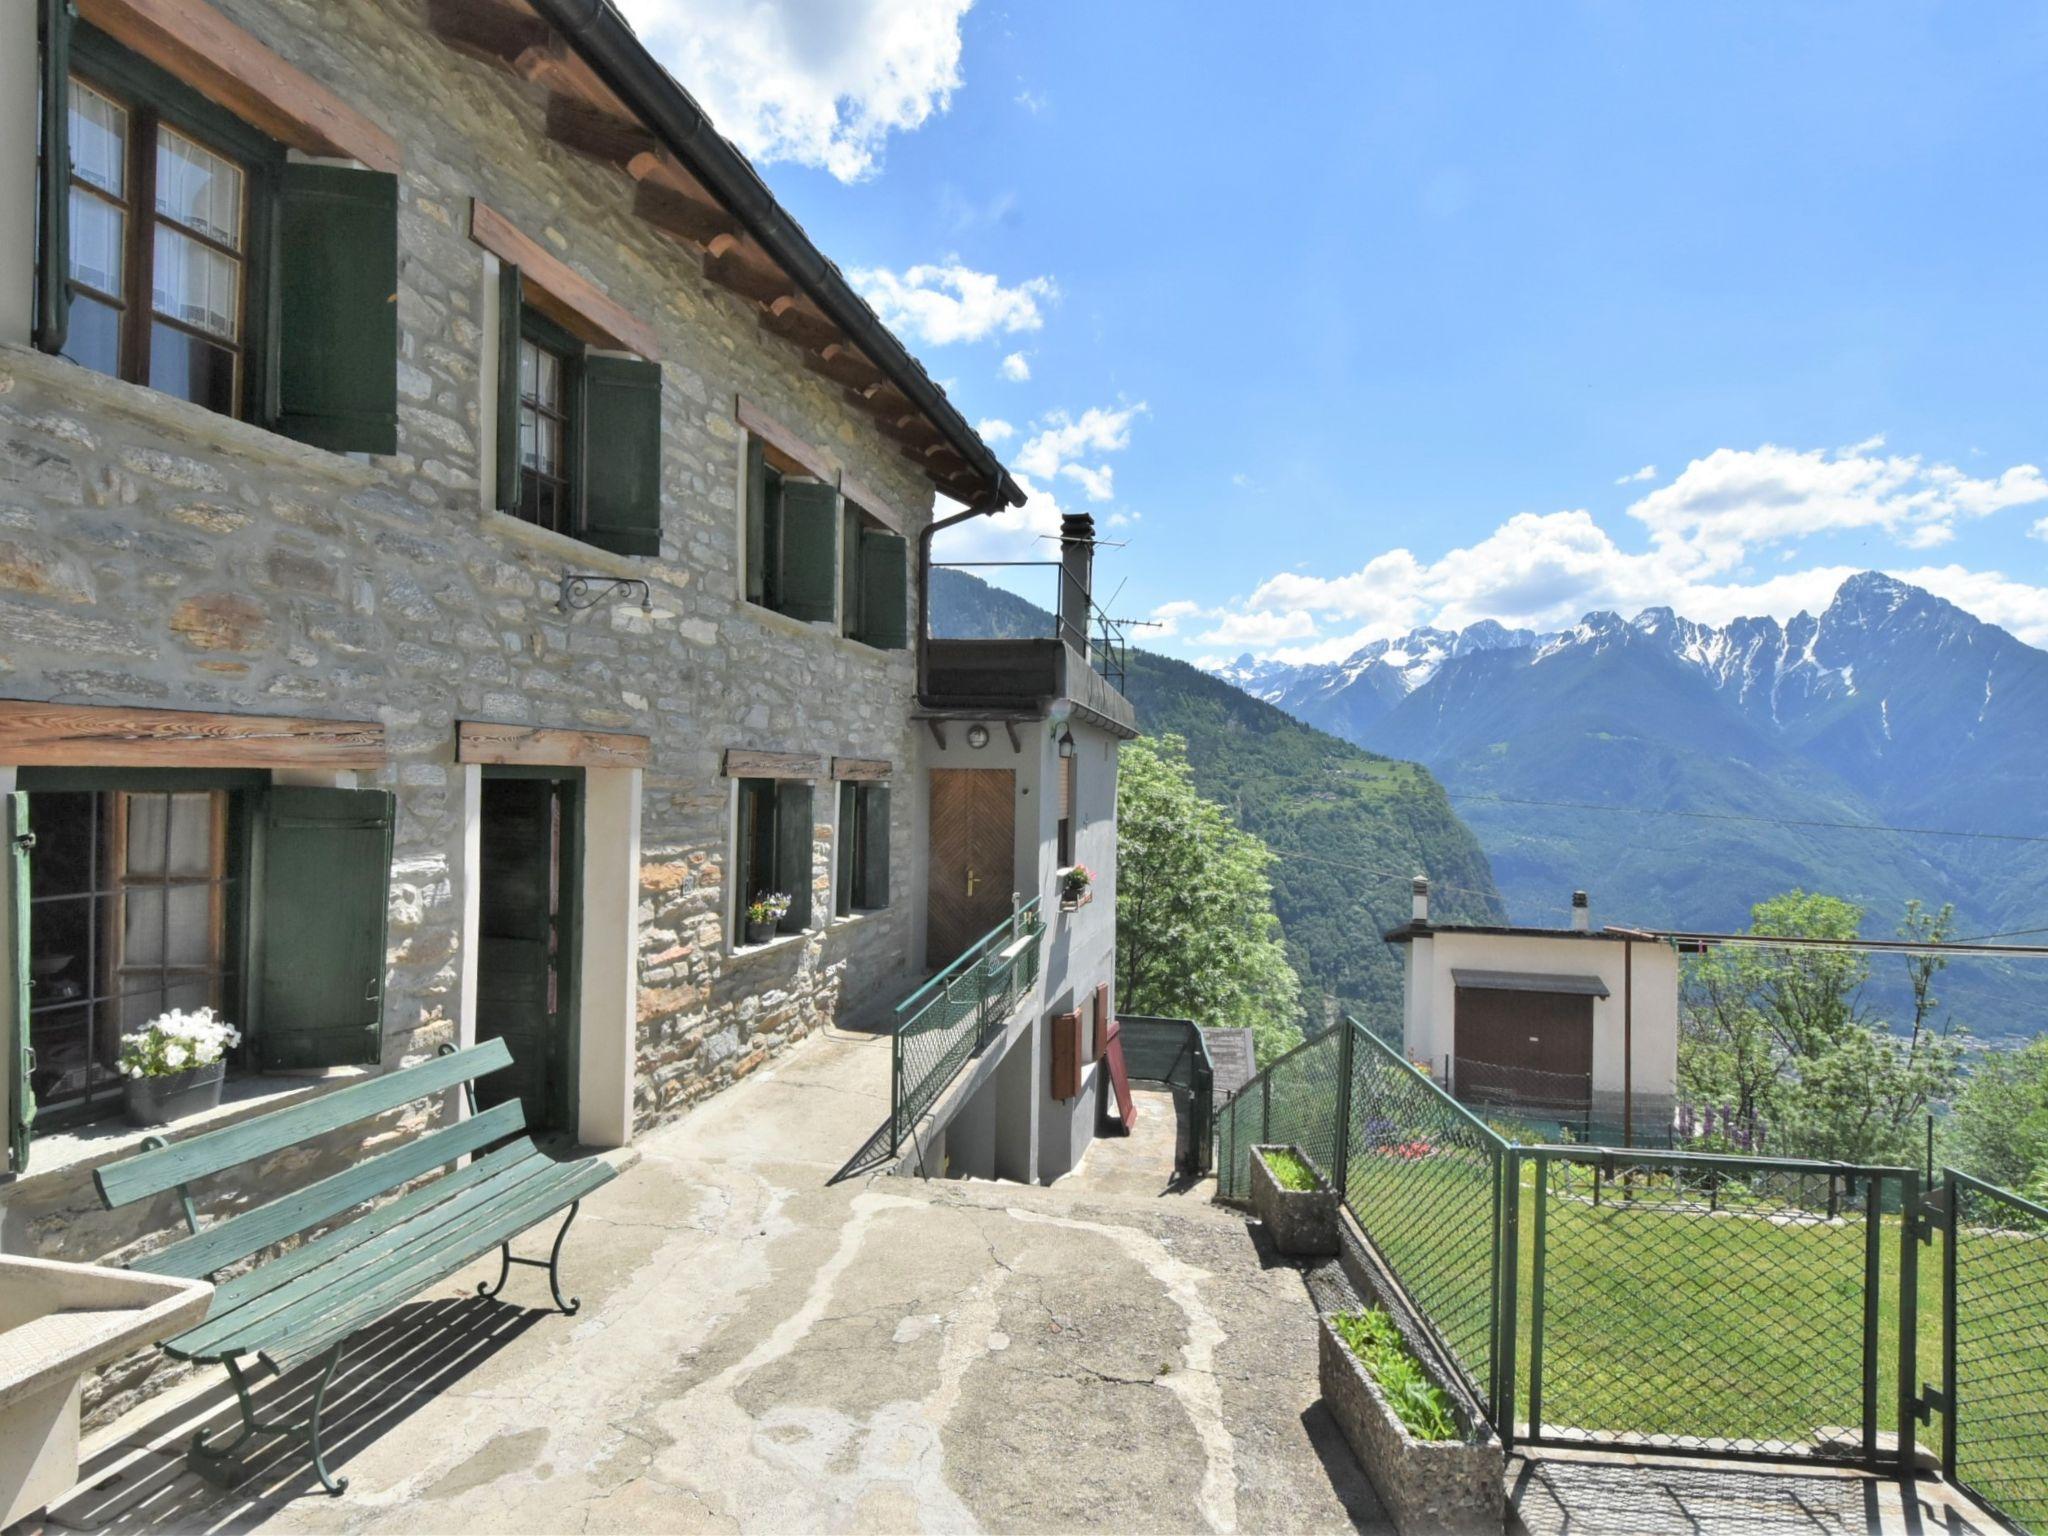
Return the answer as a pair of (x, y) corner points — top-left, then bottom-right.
(425, 0), (552, 72)
(634, 180), (738, 248)
(760, 295), (841, 350)
(545, 95), (662, 179)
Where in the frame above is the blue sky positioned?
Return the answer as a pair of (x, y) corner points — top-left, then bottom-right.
(624, 0), (2048, 655)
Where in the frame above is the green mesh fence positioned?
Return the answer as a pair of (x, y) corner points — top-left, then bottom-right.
(890, 900), (1043, 1152)
(1948, 1173), (2048, 1534)
(1526, 1151), (1908, 1461)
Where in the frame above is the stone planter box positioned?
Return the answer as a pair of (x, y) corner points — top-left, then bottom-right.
(1251, 1144), (1340, 1256)
(122, 1060), (225, 1127)
(1318, 1315), (1503, 1536)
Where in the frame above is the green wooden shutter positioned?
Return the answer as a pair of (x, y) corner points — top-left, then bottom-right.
(835, 781), (856, 917)
(7, 793), (34, 1174)
(859, 530), (910, 649)
(777, 480), (839, 623)
(861, 786), (891, 909)
(496, 263), (523, 515)
(840, 507), (862, 637)
(273, 164), (398, 454)
(33, 0), (72, 355)
(581, 354), (663, 556)
(744, 437), (768, 604)
(255, 786), (394, 1070)
(775, 781), (813, 932)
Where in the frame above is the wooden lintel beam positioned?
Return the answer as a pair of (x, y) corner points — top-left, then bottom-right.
(830, 757), (893, 782)
(723, 748), (824, 781)
(634, 180), (738, 248)
(458, 720), (650, 769)
(0, 700), (385, 768)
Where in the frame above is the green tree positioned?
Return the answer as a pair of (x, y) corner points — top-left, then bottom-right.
(1678, 890), (1962, 1163)
(1116, 734), (1303, 1064)
(1947, 1038), (2048, 1190)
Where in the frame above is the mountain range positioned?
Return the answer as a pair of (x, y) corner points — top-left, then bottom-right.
(1215, 572), (2048, 1035)
(930, 567), (1503, 1024)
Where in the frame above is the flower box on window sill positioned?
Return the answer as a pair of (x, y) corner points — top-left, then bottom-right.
(123, 1062), (227, 1128)
(1059, 887), (1094, 913)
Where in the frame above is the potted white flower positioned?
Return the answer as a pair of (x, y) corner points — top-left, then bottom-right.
(119, 1007), (242, 1127)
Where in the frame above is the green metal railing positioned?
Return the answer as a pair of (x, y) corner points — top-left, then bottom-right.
(889, 897), (1044, 1156)
(1115, 1015), (1215, 1176)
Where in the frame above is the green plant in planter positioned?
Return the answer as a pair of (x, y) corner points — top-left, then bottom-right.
(1330, 1307), (1458, 1442)
(118, 1007), (241, 1079)
(1262, 1147), (1321, 1191)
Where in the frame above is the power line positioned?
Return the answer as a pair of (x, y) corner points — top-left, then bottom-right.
(1452, 792), (2048, 848)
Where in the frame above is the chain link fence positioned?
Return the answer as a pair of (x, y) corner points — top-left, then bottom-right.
(889, 899), (1043, 1153)
(1526, 1150), (1907, 1461)
(1946, 1172), (2048, 1533)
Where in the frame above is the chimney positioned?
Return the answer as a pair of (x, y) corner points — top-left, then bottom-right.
(1412, 875), (1430, 925)
(1058, 512), (1096, 652)
(1571, 890), (1590, 932)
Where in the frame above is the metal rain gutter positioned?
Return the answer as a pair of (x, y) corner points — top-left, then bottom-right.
(529, 0), (1026, 511)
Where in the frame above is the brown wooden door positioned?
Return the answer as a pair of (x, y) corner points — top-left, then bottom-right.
(927, 768), (1015, 969)
(1453, 987), (1593, 1111)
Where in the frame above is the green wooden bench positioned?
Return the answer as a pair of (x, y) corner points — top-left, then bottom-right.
(93, 1038), (616, 1496)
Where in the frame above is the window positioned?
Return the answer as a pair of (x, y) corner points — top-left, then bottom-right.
(840, 503), (910, 650)
(735, 778), (814, 942)
(5, 775), (396, 1162)
(512, 309), (580, 537)
(494, 263), (663, 556)
(36, 21), (400, 451)
(743, 434), (840, 622)
(835, 783), (891, 916)
(1057, 752), (1077, 868)
(25, 788), (244, 1125)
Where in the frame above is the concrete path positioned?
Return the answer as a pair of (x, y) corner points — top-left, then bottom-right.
(35, 1034), (1389, 1535)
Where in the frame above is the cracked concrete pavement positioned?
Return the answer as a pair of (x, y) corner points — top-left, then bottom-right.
(35, 1028), (1389, 1535)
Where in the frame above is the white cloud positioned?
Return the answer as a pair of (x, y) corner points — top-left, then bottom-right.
(1177, 437), (2048, 664)
(999, 351), (1033, 381)
(618, 0), (972, 182)
(2032, 516), (2048, 541)
(1231, 472), (1256, 490)
(1615, 464), (1657, 484)
(850, 264), (1056, 346)
(1015, 404), (1144, 481)
(1015, 88), (1048, 113)
(1060, 463), (1115, 502)
(1149, 599), (1204, 636)
(976, 417), (1015, 444)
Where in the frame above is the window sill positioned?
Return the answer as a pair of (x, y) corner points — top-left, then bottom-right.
(830, 907), (889, 929)
(0, 342), (382, 488)
(481, 508), (650, 580)
(5, 1067), (375, 1191)
(727, 929), (812, 962)
(734, 602), (909, 662)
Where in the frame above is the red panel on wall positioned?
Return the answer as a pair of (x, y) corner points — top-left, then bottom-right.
(1103, 1015), (1137, 1132)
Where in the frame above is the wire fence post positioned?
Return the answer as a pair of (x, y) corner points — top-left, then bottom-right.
(1940, 1168), (1957, 1481)
(1497, 1147), (1522, 1449)
(1332, 1016), (1355, 1195)
(1261, 1072), (1271, 1146)
(1528, 1154), (1549, 1443)
(1897, 1167), (1921, 1476)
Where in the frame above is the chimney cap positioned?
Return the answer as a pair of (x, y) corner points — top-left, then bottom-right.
(1412, 875), (1430, 894)
(1571, 890), (1589, 907)
(1060, 512), (1097, 541)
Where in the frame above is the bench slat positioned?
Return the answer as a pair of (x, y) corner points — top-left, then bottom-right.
(166, 1141), (561, 1359)
(183, 1140), (543, 1321)
(133, 1099), (528, 1280)
(239, 1158), (616, 1370)
(95, 1040), (515, 1208)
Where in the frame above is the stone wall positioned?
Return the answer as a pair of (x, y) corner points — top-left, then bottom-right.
(3, 0), (934, 1197)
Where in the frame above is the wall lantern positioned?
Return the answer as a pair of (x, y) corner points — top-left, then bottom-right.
(965, 724), (990, 750)
(1056, 729), (1076, 759)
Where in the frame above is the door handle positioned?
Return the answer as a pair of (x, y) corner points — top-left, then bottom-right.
(966, 868), (980, 897)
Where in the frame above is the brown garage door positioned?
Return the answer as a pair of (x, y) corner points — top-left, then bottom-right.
(1453, 986), (1593, 1115)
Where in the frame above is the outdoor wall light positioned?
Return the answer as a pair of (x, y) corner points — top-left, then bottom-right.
(559, 574), (653, 614)
(965, 724), (990, 749)
(1057, 729), (1076, 759)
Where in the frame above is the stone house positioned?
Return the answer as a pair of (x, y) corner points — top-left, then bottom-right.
(0, 0), (1136, 1418)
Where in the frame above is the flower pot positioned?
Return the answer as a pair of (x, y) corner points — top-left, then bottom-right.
(1251, 1144), (1341, 1256)
(744, 918), (777, 946)
(1059, 886), (1093, 912)
(1318, 1315), (1503, 1536)
(122, 1060), (225, 1128)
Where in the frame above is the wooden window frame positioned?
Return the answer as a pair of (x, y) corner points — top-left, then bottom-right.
(734, 777), (813, 944)
(511, 305), (586, 540)
(58, 24), (284, 421)
(835, 781), (888, 918)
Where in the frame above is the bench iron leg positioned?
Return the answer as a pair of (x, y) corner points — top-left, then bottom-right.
(186, 1346), (350, 1497)
(476, 1200), (583, 1315)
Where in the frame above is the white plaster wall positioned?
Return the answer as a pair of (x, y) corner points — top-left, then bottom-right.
(1408, 931), (1680, 1099)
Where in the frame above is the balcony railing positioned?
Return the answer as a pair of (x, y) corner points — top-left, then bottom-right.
(931, 559), (1132, 694)
(890, 896), (1045, 1156)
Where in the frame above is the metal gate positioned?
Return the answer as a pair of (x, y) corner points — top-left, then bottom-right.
(1928, 1171), (2048, 1533)
(1507, 1147), (1921, 1470)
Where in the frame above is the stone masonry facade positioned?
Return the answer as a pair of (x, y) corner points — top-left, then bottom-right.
(3, 0), (932, 1259)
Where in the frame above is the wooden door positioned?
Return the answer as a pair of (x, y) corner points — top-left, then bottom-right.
(926, 769), (1015, 969)
(1453, 987), (1593, 1112)
(477, 776), (577, 1133)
